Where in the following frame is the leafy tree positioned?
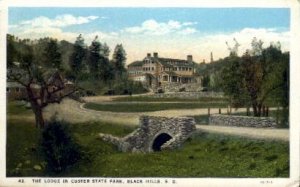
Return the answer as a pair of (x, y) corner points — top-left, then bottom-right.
(7, 36), (76, 128)
(69, 34), (86, 80)
(220, 55), (247, 107)
(220, 38), (289, 117)
(112, 44), (127, 79)
(202, 75), (210, 88)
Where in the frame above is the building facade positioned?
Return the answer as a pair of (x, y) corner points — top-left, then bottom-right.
(128, 52), (200, 88)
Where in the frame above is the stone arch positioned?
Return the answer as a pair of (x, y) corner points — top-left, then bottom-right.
(151, 132), (173, 152)
(99, 116), (196, 153)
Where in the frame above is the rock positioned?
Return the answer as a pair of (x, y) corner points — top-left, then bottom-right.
(25, 160), (31, 164)
(33, 165), (42, 171)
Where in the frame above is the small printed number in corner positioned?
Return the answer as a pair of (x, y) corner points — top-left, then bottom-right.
(260, 180), (273, 184)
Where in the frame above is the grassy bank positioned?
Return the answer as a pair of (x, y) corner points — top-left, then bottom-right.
(7, 101), (289, 177)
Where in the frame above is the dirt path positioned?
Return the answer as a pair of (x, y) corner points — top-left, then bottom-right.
(197, 125), (289, 142)
(44, 98), (243, 125)
(44, 98), (288, 141)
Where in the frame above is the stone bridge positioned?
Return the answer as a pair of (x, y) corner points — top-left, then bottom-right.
(99, 116), (196, 153)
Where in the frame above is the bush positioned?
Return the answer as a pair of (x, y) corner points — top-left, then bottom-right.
(40, 120), (82, 173)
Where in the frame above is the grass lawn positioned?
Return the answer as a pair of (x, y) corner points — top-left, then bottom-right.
(84, 102), (227, 113)
(7, 101), (289, 177)
(113, 96), (227, 103)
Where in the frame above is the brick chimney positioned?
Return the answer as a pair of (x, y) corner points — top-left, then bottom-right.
(153, 52), (158, 58)
(147, 53), (151, 57)
(187, 55), (193, 62)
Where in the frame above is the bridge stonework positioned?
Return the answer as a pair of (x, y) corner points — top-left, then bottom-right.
(99, 116), (196, 153)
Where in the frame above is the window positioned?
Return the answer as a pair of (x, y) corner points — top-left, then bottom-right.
(16, 87), (20, 92)
(163, 75), (168, 81)
(6, 88), (10, 92)
(152, 67), (154, 71)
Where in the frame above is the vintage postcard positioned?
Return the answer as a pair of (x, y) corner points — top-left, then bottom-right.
(0, 0), (299, 186)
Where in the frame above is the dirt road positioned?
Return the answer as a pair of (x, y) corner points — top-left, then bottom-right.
(44, 98), (289, 141)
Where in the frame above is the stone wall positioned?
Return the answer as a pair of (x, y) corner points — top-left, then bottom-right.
(160, 82), (202, 92)
(209, 114), (276, 128)
(99, 116), (196, 153)
(150, 91), (224, 99)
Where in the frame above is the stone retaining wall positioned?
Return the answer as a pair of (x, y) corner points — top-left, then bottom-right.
(209, 114), (277, 128)
(161, 83), (202, 92)
(149, 91), (224, 99)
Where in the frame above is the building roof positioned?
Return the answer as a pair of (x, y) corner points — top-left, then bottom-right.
(128, 61), (143, 67)
(128, 56), (196, 68)
(151, 57), (195, 68)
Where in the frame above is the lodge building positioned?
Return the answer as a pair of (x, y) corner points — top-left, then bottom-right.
(128, 52), (200, 88)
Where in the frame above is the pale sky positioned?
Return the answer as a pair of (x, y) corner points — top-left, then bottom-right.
(9, 8), (290, 64)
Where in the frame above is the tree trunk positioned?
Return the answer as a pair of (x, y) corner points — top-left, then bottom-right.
(257, 104), (262, 117)
(252, 103), (258, 116)
(33, 106), (45, 129)
(252, 103), (263, 117)
(26, 87), (45, 129)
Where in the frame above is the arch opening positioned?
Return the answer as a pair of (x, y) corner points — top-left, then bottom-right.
(152, 133), (172, 152)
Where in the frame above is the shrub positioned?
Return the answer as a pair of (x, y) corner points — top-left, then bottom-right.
(40, 120), (82, 173)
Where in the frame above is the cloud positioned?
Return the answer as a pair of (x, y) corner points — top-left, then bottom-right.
(186, 27), (290, 63)
(9, 14), (116, 43)
(119, 27), (289, 64)
(123, 19), (198, 35)
(19, 14), (99, 28)
(178, 28), (197, 35)
(9, 14), (289, 65)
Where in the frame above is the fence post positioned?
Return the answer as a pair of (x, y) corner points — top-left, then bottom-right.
(219, 108), (221, 114)
(208, 107), (210, 116)
(266, 106), (269, 117)
(246, 107), (249, 116)
(276, 105), (279, 125)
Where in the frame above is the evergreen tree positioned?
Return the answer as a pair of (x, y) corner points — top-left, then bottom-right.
(99, 43), (114, 82)
(7, 34), (18, 67)
(88, 36), (102, 79)
(112, 44), (127, 79)
(88, 36), (114, 82)
(43, 38), (62, 70)
(69, 34), (86, 79)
